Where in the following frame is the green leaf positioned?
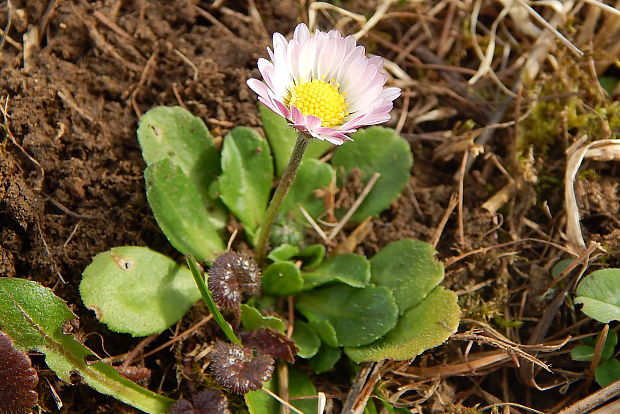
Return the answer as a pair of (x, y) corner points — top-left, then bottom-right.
(364, 400), (379, 414)
(262, 262), (304, 296)
(0, 278), (173, 413)
(245, 369), (317, 414)
(137, 106), (226, 229)
(241, 304), (286, 333)
(281, 159), (333, 217)
(575, 269), (620, 323)
(571, 331), (617, 362)
(345, 286), (460, 362)
(245, 378), (278, 414)
(571, 345), (595, 362)
(370, 239), (444, 314)
(292, 321), (321, 358)
(308, 343), (341, 373)
(379, 400), (411, 414)
(551, 258), (574, 278)
(302, 254), (370, 290)
(332, 127), (413, 222)
(219, 127), (274, 236)
(596, 358), (620, 387)
(80, 246), (200, 336)
(298, 244), (326, 269)
(289, 367), (318, 414)
(296, 285), (398, 347)
(309, 319), (338, 348)
(145, 159), (225, 261)
(259, 104), (330, 177)
(599, 76), (619, 95)
(603, 331), (618, 360)
(267, 244), (300, 262)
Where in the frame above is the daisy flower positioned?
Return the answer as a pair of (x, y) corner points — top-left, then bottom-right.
(247, 23), (401, 145)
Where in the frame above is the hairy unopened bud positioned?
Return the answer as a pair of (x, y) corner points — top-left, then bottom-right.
(208, 252), (261, 311)
(210, 341), (274, 394)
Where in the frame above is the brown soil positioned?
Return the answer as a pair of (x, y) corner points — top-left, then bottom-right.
(1, 1), (619, 413)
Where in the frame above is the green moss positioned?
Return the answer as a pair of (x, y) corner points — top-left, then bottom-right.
(578, 169), (600, 181)
(494, 316), (524, 329)
(518, 53), (620, 157)
(446, 404), (484, 414)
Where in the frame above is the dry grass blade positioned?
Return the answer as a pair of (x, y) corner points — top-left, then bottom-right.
(558, 380), (620, 414)
(564, 137), (620, 252)
(452, 331), (553, 372)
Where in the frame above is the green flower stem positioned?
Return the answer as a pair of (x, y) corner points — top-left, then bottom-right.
(186, 255), (242, 346)
(255, 132), (310, 264)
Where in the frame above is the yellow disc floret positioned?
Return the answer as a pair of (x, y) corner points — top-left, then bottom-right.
(288, 79), (348, 128)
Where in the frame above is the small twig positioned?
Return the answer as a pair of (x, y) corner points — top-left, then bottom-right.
(430, 193), (458, 248)
(581, 0), (620, 17)
(308, 2), (365, 32)
(457, 151), (468, 246)
(328, 172), (380, 241)
(57, 89), (95, 123)
(445, 238), (574, 268)
(1, 96), (45, 191)
(340, 362), (375, 414)
(395, 89), (411, 134)
(583, 325), (609, 391)
(46, 197), (96, 220)
(298, 205), (329, 243)
(62, 222), (81, 249)
(195, 6), (236, 37)
(131, 49), (158, 117)
(174, 48), (199, 81)
(226, 228), (238, 251)
(0, 0), (13, 53)
(172, 83), (188, 109)
(261, 388), (305, 414)
(353, 0), (394, 39)
(332, 216), (373, 255)
(93, 10), (134, 41)
(515, 0), (583, 56)
(136, 315), (213, 363)
(278, 363), (290, 414)
(36, 223), (65, 284)
(121, 334), (158, 368)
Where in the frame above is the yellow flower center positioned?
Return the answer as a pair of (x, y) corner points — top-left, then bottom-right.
(288, 79), (348, 128)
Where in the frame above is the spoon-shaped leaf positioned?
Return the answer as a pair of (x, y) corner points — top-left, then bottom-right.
(302, 254), (370, 290)
(80, 246), (201, 336)
(219, 127), (274, 237)
(137, 106), (226, 229)
(146, 158), (225, 261)
(345, 286), (459, 363)
(370, 239), (444, 314)
(0, 278), (173, 413)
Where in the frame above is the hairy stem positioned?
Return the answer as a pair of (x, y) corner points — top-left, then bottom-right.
(255, 132), (310, 264)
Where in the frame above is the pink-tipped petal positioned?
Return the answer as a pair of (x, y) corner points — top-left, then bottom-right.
(247, 23), (400, 143)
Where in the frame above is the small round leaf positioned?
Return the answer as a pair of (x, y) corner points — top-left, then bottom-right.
(80, 246), (201, 336)
(262, 262), (303, 296)
(575, 269), (620, 323)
